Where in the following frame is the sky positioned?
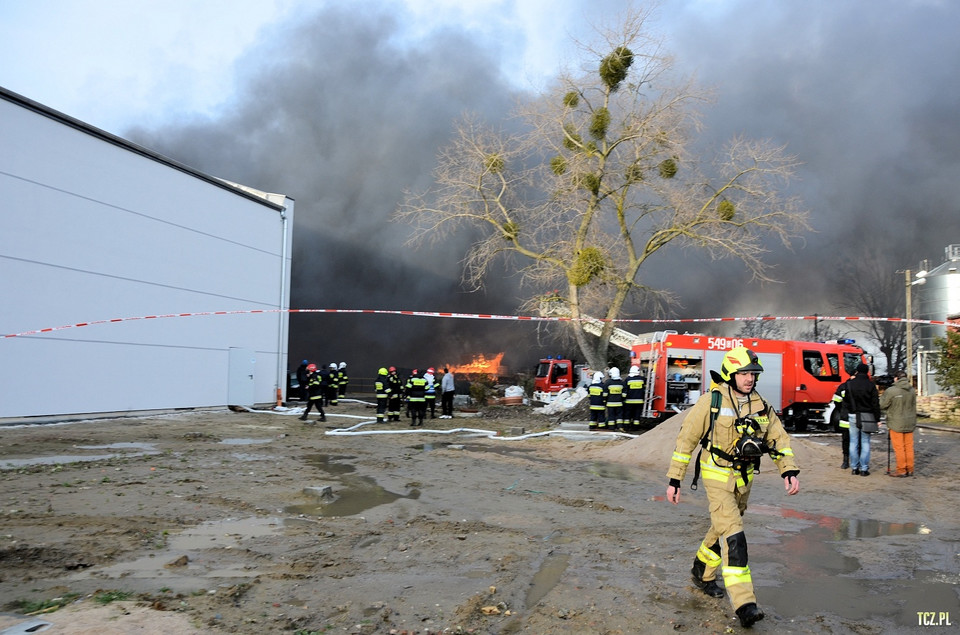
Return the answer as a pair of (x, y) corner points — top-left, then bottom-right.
(0, 0), (578, 131)
(2, 0), (960, 371)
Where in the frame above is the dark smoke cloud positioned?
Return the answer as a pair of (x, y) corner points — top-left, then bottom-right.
(658, 0), (960, 328)
(128, 0), (960, 374)
(128, 3), (544, 375)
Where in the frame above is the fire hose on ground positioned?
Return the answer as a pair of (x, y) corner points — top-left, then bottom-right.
(244, 399), (639, 441)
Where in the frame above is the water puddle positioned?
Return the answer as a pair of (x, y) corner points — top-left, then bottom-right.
(70, 516), (286, 582)
(167, 516), (282, 550)
(749, 505), (954, 626)
(218, 438), (273, 446)
(290, 454), (420, 517)
(751, 503), (926, 539)
(78, 442), (156, 451)
(760, 524), (957, 623)
(284, 474), (420, 517)
(461, 444), (537, 458)
(525, 553), (570, 609)
(305, 453), (357, 476)
(0, 443), (159, 468)
(230, 452), (274, 462)
(410, 442), (454, 452)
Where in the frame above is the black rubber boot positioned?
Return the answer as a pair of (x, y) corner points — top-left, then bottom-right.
(736, 602), (765, 628)
(691, 559), (725, 598)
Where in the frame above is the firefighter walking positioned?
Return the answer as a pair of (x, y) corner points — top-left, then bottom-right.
(665, 347), (799, 628)
(299, 364), (327, 423)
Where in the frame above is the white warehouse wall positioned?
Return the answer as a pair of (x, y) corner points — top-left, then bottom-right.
(0, 88), (293, 419)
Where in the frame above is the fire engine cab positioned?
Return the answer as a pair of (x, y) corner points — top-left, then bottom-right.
(631, 332), (871, 431)
(532, 356), (590, 403)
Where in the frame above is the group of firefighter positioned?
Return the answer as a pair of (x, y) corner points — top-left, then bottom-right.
(374, 366), (453, 427)
(297, 360), (348, 423)
(297, 361), (455, 425)
(587, 364), (647, 431)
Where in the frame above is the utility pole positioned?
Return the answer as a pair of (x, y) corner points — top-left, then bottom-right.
(904, 268), (928, 384)
(905, 270), (913, 384)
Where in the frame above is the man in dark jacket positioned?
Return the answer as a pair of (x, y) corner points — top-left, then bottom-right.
(295, 360), (309, 401)
(843, 363), (881, 476)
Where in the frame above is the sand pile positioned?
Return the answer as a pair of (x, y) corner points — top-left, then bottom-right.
(589, 410), (841, 481)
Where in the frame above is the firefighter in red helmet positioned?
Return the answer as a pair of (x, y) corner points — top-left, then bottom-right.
(299, 364), (326, 423)
(665, 347), (800, 628)
(387, 367), (403, 421)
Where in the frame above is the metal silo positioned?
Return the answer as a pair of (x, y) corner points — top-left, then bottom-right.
(914, 244), (960, 394)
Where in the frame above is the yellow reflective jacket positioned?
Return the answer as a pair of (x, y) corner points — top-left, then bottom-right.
(667, 383), (799, 491)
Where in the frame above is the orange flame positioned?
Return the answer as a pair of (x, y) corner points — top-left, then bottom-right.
(446, 352), (505, 376)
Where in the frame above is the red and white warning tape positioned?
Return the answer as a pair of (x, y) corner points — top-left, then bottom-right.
(2, 309), (952, 340)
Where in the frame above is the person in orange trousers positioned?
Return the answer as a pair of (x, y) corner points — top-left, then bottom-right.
(880, 371), (917, 476)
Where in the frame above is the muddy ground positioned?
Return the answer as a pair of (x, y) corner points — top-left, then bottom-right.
(1, 399), (958, 634)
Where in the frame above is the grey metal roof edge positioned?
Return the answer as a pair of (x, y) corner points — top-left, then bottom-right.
(0, 85), (287, 212)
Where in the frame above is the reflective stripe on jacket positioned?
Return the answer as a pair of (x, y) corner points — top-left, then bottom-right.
(605, 379), (625, 407)
(625, 376), (645, 404)
(588, 383), (607, 410)
(406, 377), (427, 401)
(667, 384), (798, 491)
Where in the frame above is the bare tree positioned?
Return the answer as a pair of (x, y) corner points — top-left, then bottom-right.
(396, 6), (809, 370)
(831, 252), (907, 374)
(736, 315), (786, 340)
(796, 319), (844, 343)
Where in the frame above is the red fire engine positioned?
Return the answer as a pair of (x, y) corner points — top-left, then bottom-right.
(532, 356), (591, 403)
(532, 301), (871, 430)
(630, 331), (871, 430)
(532, 330), (871, 431)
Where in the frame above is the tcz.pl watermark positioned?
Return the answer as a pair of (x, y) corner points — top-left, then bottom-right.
(918, 612), (951, 627)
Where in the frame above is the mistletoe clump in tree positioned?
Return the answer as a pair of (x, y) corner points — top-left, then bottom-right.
(397, 6), (809, 371)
